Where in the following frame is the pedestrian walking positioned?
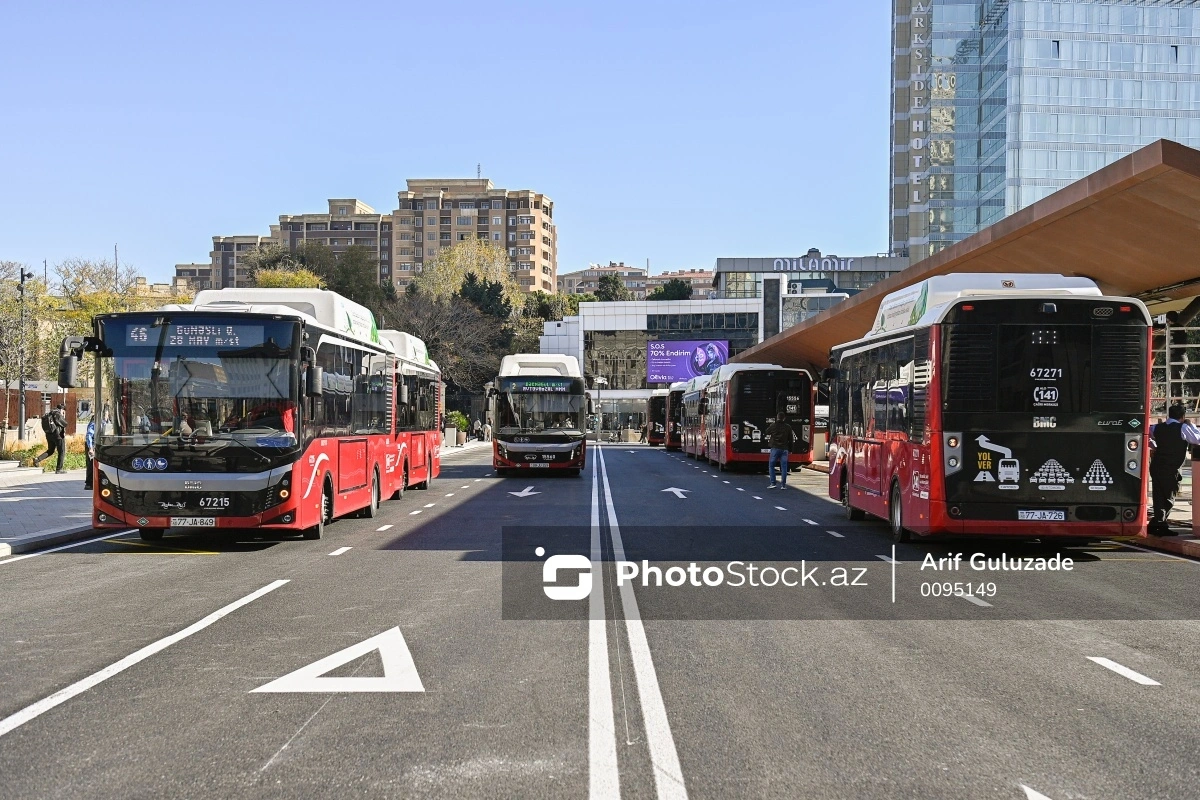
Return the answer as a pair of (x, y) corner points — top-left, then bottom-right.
(765, 413), (796, 489)
(84, 417), (96, 490)
(472, 418), (482, 440)
(1149, 403), (1200, 534)
(34, 403), (68, 474)
(483, 419), (492, 441)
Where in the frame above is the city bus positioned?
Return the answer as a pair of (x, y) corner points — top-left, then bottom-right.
(647, 388), (669, 446)
(702, 364), (814, 471)
(681, 374), (712, 460)
(826, 273), (1151, 541)
(58, 288), (442, 541)
(664, 381), (687, 450)
(489, 354), (588, 476)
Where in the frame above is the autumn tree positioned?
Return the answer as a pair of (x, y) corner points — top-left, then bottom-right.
(253, 268), (324, 289)
(0, 261), (50, 433)
(410, 239), (522, 309)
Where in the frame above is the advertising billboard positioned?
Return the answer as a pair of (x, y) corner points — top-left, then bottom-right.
(646, 340), (729, 383)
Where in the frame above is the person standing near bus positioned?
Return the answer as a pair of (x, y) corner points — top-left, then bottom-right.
(473, 418), (482, 440)
(84, 417), (96, 490)
(483, 419), (492, 441)
(1149, 403), (1200, 534)
(766, 413), (795, 489)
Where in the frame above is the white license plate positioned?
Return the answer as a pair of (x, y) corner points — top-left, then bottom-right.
(1018, 510), (1065, 521)
(527, 463), (550, 468)
(171, 517), (216, 527)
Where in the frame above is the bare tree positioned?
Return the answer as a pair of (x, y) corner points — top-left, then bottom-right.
(388, 292), (504, 393)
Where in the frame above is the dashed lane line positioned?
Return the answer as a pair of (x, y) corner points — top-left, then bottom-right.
(736, 488), (745, 492)
(753, 496), (762, 500)
(802, 519), (818, 526)
(328, 547), (351, 556)
(775, 506), (787, 511)
(409, 510), (423, 516)
(827, 531), (844, 538)
(959, 592), (993, 608)
(376, 525), (393, 531)
(875, 554), (898, 564)
(1087, 657), (1161, 686)
(445, 493), (455, 497)
(423, 503), (436, 508)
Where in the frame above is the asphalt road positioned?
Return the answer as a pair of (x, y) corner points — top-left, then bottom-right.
(2, 443), (1199, 799)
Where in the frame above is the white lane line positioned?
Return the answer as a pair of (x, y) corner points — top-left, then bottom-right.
(0, 530), (135, 565)
(1021, 786), (1056, 800)
(376, 525), (393, 531)
(875, 554), (897, 564)
(775, 506), (787, 511)
(1087, 657), (1161, 686)
(722, 481), (729, 484)
(445, 493), (455, 497)
(959, 592), (992, 608)
(328, 547), (352, 556)
(409, 510), (423, 516)
(736, 488), (744, 492)
(475, 478), (483, 482)
(460, 485), (470, 489)
(597, 446), (688, 800)
(0, 579), (289, 738)
(423, 503), (436, 508)
(827, 531), (844, 538)
(589, 446), (621, 798)
(752, 496), (762, 500)
(802, 518), (818, 526)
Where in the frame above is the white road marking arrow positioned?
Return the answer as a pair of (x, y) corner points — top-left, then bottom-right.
(662, 488), (690, 499)
(1021, 786), (1055, 800)
(252, 627), (424, 693)
(509, 486), (540, 498)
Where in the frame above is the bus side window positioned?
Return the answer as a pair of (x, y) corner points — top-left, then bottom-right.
(849, 355), (865, 438)
(889, 339), (914, 438)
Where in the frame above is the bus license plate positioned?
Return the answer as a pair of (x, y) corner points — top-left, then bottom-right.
(528, 463), (550, 468)
(1018, 510), (1065, 521)
(171, 517), (216, 527)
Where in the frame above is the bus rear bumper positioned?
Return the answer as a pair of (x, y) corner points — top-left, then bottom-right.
(93, 502), (299, 531)
(926, 501), (1144, 538)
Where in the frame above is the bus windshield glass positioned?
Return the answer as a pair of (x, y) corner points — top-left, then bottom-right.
(97, 316), (300, 446)
(497, 377), (587, 434)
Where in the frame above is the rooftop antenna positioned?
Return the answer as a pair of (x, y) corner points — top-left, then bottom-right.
(477, 163), (481, 179)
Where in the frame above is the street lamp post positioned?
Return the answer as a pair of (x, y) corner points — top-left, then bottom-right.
(16, 268), (35, 442)
(594, 377), (608, 441)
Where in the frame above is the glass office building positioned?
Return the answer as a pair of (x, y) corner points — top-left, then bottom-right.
(892, 0), (1200, 262)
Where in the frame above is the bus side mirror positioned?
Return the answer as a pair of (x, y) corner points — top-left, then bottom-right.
(822, 367), (840, 381)
(399, 384), (410, 405)
(305, 365), (323, 397)
(58, 336), (86, 388)
(587, 397), (595, 415)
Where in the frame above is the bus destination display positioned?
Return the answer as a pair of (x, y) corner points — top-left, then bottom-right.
(500, 378), (576, 393)
(125, 324), (266, 349)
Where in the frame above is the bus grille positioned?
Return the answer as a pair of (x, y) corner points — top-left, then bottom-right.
(944, 326), (996, 406)
(1094, 327), (1145, 411)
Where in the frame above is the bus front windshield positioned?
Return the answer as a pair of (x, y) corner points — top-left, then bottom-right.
(496, 377), (587, 434)
(97, 317), (300, 446)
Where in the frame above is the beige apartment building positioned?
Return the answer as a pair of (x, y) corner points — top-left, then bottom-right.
(173, 263), (214, 291)
(185, 180), (557, 293)
(645, 269), (714, 298)
(557, 262), (648, 298)
(392, 179), (557, 292)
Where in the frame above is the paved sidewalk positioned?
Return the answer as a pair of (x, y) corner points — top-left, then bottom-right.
(0, 464), (98, 556)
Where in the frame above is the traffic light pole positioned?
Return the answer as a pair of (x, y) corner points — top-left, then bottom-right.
(16, 269), (33, 442)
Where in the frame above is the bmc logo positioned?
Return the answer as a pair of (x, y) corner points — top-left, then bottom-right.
(1033, 416), (1057, 428)
(537, 547), (592, 600)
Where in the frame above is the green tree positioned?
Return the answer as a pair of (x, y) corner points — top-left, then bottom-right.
(253, 268), (324, 289)
(323, 245), (383, 311)
(0, 261), (50, 433)
(457, 272), (513, 320)
(411, 239), (521, 309)
(595, 273), (632, 302)
(646, 278), (693, 301)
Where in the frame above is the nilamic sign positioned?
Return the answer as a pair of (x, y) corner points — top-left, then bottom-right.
(773, 257), (858, 271)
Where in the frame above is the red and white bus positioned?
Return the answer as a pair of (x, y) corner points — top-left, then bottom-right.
(826, 274), (1151, 541)
(702, 364), (815, 471)
(664, 381), (687, 450)
(488, 354), (588, 476)
(680, 374), (712, 460)
(59, 288), (441, 541)
(647, 388), (669, 446)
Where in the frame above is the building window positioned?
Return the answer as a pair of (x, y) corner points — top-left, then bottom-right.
(519, 232), (534, 240)
(460, 201), (474, 209)
(401, 263), (413, 271)
(507, 201), (517, 209)
(508, 248), (517, 256)
(427, 217), (436, 226)
(492, 216), (502, 225)
(492, 233), (501, 241)
(441, 233), (451, 240)
(400, 233), (412, 241)
(397, 217), (412, 225)
(492, 200), (502, 209)
(400, 248), (413, 256)
(440, 217), (451, 225)
(338, 206), (348, 215)
(508, 232), (516, 241)
(458, 233), (470, 241)
(456, 216), (471, 226)
(427, 201), (438, 210)
(415, 202), (424, 210)
(427, 233), (436, 241)
(1051, 40), (1060, 58)
(381, 252), (389, 260)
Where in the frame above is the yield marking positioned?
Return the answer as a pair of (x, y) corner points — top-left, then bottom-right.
(1021, 785), (1056, 800)
(328, 547), (351, 556)
(252, 628), (424, 693)
(1087, 656), (1160, 686)
(775, 506), (787, 511)
(0, 580), (289, 738)
(827, 531), (844, 538)
(376, 525), (393, 531)
(662, 487), (690, 499)
(802, 519), (818, 526)
(508, 486), (540, 498)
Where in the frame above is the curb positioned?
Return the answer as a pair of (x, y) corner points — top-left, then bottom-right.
(0, 523), (104, 558)
(1132, 530), (1200, 559)
(803, 462), (832, 474)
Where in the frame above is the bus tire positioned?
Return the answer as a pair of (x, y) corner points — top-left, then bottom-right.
(841, 474), (865, 521)
(139, 528), (165, 542)
(364, 469), (380, 519)
(416, 456), (433, 490)
(890, 483), (910, 543)
(304, 482), (331, 540)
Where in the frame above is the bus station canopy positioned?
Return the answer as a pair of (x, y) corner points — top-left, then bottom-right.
(735, 138), (1200, 371)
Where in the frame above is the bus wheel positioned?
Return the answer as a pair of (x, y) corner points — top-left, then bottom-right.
(139, 528), (165, 542)
(304, 484), (331, 540)
(390, 463), (407, 501)
(416, 456), (433, 489)
(841, 475), (865, 521)
(890, 483), (910, 543)
(364, 469), (380, 519)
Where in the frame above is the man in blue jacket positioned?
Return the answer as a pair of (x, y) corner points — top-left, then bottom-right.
(84, 417), (96, 491)
(1149, 404), (1200, 534)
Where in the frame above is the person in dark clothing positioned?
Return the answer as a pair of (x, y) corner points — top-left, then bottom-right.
(34, 403), (68, 474)
(1149, 404), (1200, 534)
(765, 413), (796, 489)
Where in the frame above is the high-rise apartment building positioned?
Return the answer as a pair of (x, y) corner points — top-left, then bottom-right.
(892, 0), (1200, 262)
(207, 232), (280, 289)
(277, 198), (392, 279)
(393, 179), (557, 292)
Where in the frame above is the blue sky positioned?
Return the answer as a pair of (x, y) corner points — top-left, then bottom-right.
(0, 1), (892, 281)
